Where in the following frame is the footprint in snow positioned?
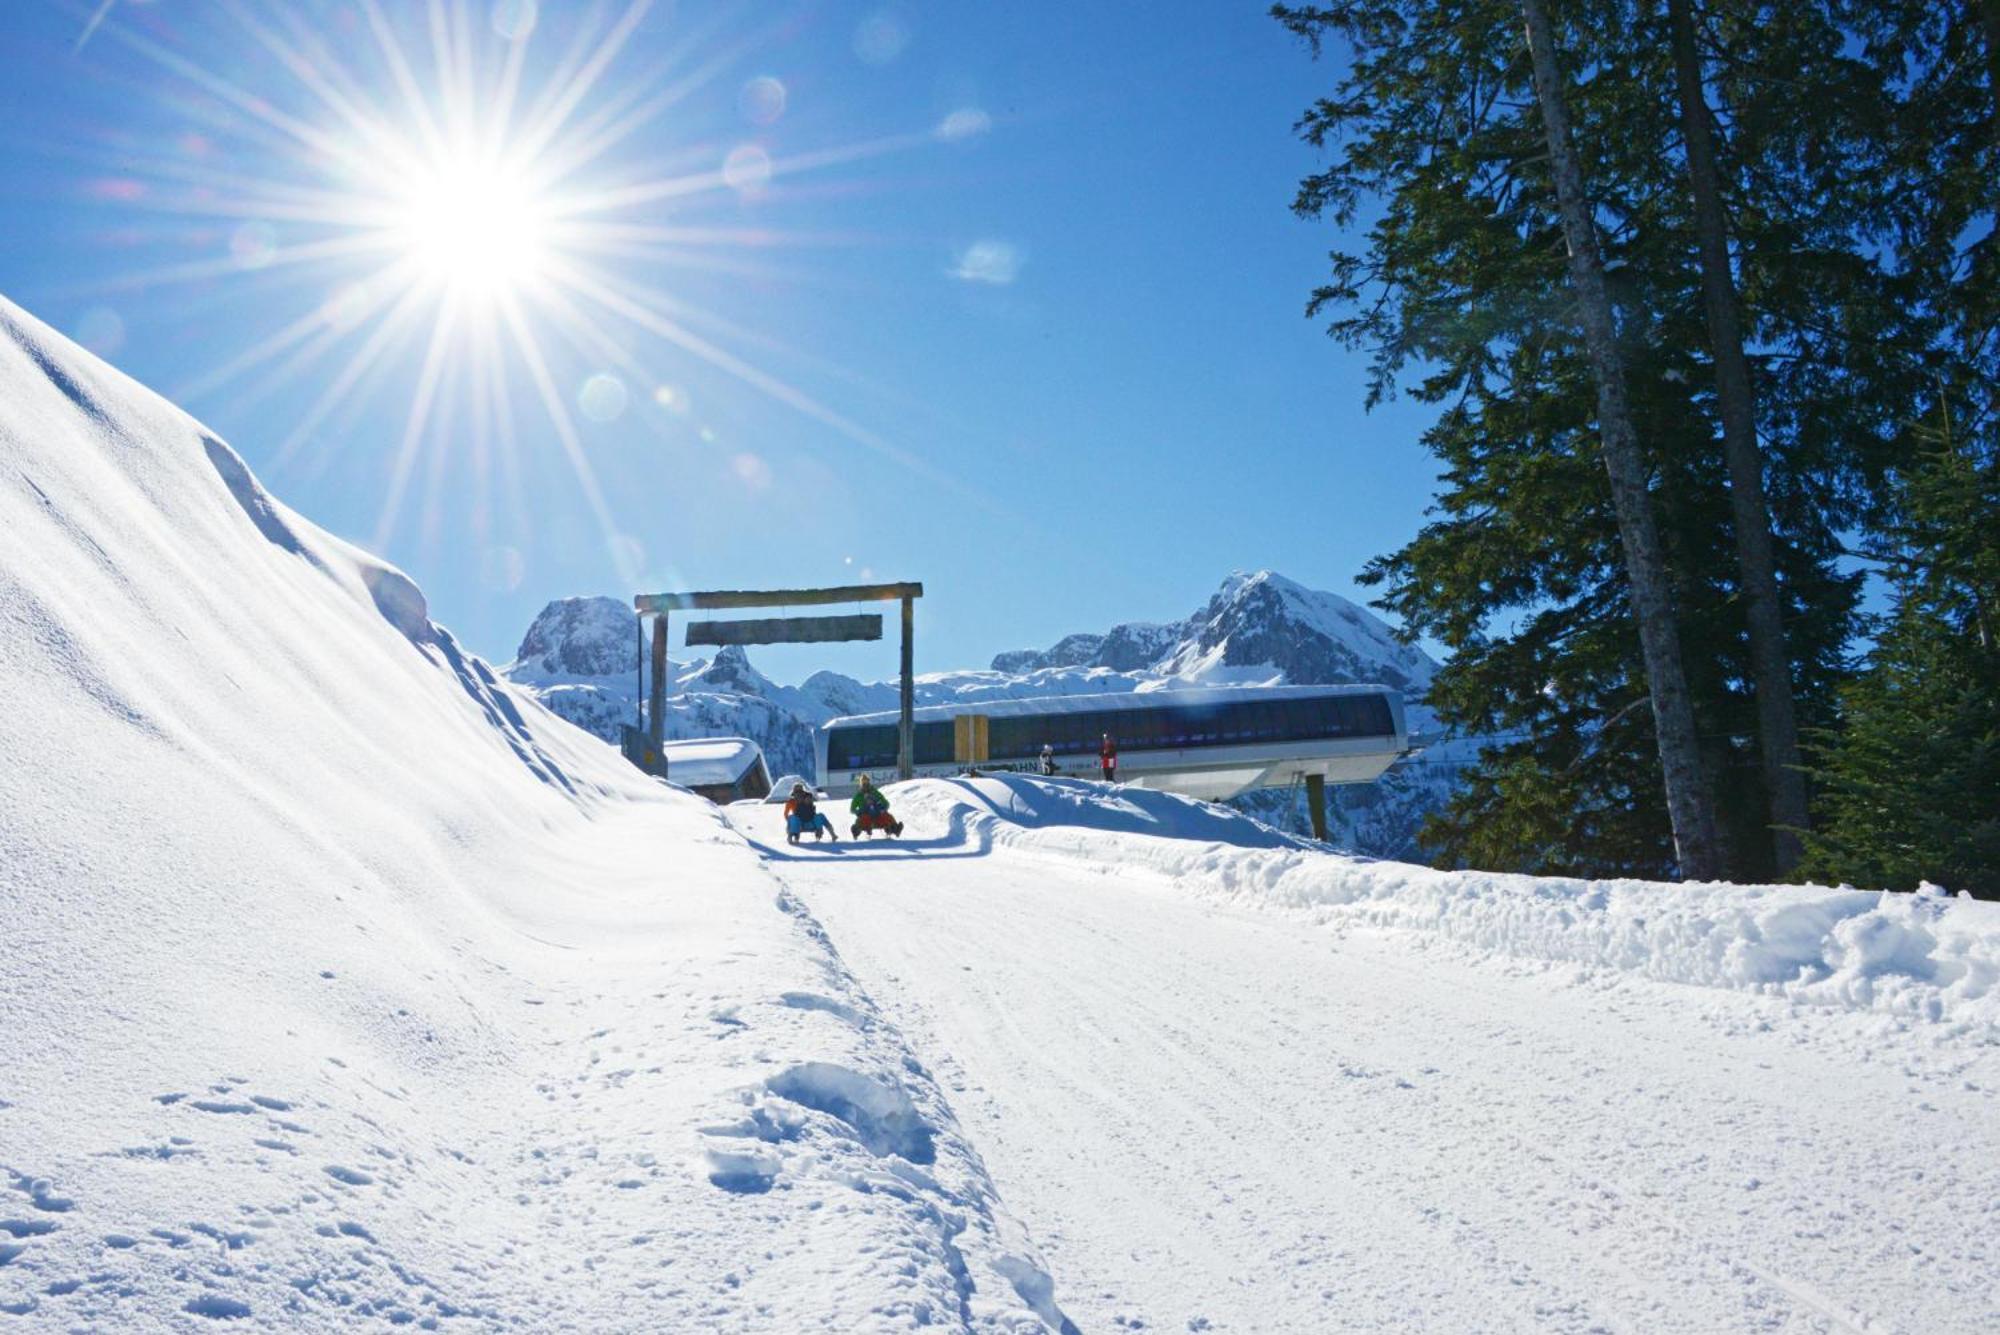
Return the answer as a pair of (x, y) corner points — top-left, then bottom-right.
(5, 1171), (73, 1213)
(184, 1294), (252, 1319)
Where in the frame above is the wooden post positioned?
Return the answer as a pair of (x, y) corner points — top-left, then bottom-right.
(1305, 772), (1328, 842)
(649, 613), (668, 764)
(897, 594), (914, 781)
(630, 581), (922, 783)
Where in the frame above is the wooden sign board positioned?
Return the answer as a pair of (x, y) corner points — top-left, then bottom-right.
(684, 614), (883, 647)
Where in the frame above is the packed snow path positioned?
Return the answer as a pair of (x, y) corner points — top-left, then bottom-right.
(732, 785), (1999, 1334)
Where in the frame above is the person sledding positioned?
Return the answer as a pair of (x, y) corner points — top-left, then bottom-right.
(849, 774), (904, 838)
(784, 782), (838, 844)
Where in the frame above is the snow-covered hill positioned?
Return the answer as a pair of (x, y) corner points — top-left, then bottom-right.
(0, 294), (1069, 1331)
(503, 571), (1473, 856)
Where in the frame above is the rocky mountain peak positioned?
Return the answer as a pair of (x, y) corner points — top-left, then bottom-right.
(987, 571), (1432, 690)
(1161, 569), (1434, 692)
(511, 596), (638, 680)
(690, 644), (774, 697)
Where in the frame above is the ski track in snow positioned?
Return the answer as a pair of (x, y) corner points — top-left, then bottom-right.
(0, 802), (1068, 1331)
(738, 790), (2000, 1335)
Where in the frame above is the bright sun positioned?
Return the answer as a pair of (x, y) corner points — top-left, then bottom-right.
(85, 0), (974, 565)
(393, 157), (551, 300)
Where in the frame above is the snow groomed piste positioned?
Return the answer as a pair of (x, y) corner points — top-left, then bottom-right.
(3, 292), (1998, 1330)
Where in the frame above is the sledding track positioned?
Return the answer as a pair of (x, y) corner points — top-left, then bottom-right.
(732, 801), (2000, 1334)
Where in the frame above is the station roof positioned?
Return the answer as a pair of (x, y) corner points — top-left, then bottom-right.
(824, 683), (1396, 730)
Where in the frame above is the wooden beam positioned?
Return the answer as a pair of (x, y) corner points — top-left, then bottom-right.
(635, 582), (922, 614)
(897, 593), (914, 781)
(648, 614), (668, 754)
(684, 614), (883, 646)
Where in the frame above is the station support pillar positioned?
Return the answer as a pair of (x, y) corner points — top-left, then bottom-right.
(1305, 772), (1328, 842)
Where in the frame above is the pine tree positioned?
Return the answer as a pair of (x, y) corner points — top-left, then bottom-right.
(1521, 0), (1724, 879)
(1275, 0), (1868, 879)
(1801, 419), (2000, 895)
(1789, 0), (2000, 892)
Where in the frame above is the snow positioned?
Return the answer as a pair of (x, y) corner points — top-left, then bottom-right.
(0, 294), (1064, 1330)
(7, 286), (1999, 1332)
(658, 735), (763, 787)
(762, 774), (817, 803)
(891, 776), (2000, 1032)
(733, 776), (2000, 1333)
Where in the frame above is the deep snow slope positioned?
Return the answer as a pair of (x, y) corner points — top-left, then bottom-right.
(739, 777), (2000, 1333)
(0, 296), (1068, 1331)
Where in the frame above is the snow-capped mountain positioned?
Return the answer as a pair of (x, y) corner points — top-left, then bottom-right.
(502, 571), (1475, 856)
(505, 596), (822, 778)
(983, 571), (1435, 692)
(990, 571), (1435, 694)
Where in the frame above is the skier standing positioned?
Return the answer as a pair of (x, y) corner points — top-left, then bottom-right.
(1099, 733), (1118, 783)
(1039, 743), (1057, 776)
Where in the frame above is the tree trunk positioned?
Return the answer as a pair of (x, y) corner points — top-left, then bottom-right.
(1982, 0), (2000, 141)
(1666, 0), (1810, 874)
(1521, 0), (1726, 881)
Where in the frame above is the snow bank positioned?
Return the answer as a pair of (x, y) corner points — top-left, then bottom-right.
(892, 776), (2000, 1033)
(0, 294), (1066, 1330)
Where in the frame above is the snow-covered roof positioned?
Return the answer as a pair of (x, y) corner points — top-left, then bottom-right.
(763, 774), (816, 802)
(661, 736), (765, 786)
(824, 682), (1396, 730)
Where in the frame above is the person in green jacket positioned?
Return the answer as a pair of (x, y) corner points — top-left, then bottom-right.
(849, 774), (904, 838)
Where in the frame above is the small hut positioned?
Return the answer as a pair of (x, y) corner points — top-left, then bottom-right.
(660, 737), (771, 804)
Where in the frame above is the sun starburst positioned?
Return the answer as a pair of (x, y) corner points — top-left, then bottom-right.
(64, 0), (989, 579)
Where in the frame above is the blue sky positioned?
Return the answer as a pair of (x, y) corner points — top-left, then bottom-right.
(0, 0), (1441, 682)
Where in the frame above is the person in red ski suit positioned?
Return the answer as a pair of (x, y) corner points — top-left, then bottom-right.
(1099, 733), (1118, 783)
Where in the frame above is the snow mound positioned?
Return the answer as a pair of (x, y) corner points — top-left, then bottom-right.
(763, 774), (818, 801)
(892, 776), (2000, 1032)
(899, 774), (1309, 850)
